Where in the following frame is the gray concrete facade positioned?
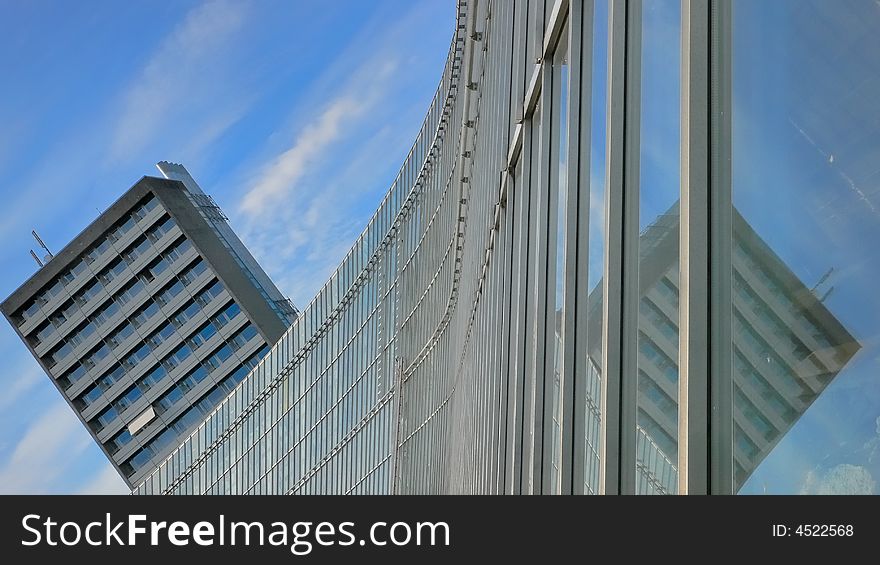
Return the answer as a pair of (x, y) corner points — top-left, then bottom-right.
(2, 171), (295, 488)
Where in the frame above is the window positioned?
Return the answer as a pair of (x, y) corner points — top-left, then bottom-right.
(46, 279), (65, 299)
(148, 322), (175, 349)
(20, 300), (43, 322)
(74, 280), (104, 307)
(134, 196), (159, 220)
(93, 300), (120, 328)
(74, 383), (104, 410)
(89, 405), (118, 433)
(123, 343), (151, 370)
(204, 344), (232, 372)
(84, 238), (111, 264)
(131, 300), (159, 328)
(156, 280), (184, 306)
(249, 346), (270, 369)
(172, 300), (201, 329)
(96, 364), (125, 392)
(727, 0), (878, 494)
(212, 302), (241, 328)
(125, 448), (153, 475)
(113, 385), (143, 414)
(70, 260), (89, 280)
(164, 237), (192, 264)
(633, 0), (681, 494)
(162, 344), (192, 371)
(204, 280), (224, 298)
(50, 300), (77, 328)
(149, 428), (177, 456)
(179, 258), (207, 286)
(138, 364), (167, 392)
(46, 340), (74, 367)
(67, 321), (96, 348)
(58, 363), (86, 390)
(143, 195), (158, 213)
(187, 322), (217, 350)
(29, 322), (56, 346)
(155, 384), (184, 415)
(109, 216), (136, 243)
(198, 386), (226, 414)
(122, 236), (151, 265)
(104, 429), (132, 456)
(229, 324), (257, 351)
(145, 256), (169, 280)
(155, 214), (175, 233)
(146, 215), (175, 242)
(172, 405), (204, 435)
(225, 364), (250, 386)
(189, 259), (207, 278)
(179, 365), (208, 393)
(59, 271), (75, 286)
(98, 258), (127, 286)
(116, 278), (146, 305)
(107, 322), (135, 349)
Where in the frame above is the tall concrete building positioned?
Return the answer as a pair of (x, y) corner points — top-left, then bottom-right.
(1, 164), (296, 487)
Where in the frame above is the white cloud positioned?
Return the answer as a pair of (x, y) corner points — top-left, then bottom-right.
(109, 0), (248, 160)
(0, 401), (91, 494)
(223, 0), (457, 310)
(239, 62), (397, 218)
(231, 55), (405, 306)
(800, 463), (877, 495)
(77, 463), (129, 495)
(0, 358), (42, 412)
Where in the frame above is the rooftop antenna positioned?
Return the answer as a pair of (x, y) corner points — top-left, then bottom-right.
(811, 266), (835, 293)
(29, 249), (44, 269)
(32, 230), (54, 262)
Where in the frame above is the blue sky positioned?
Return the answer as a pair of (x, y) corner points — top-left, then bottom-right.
(0, 0), (453, 494)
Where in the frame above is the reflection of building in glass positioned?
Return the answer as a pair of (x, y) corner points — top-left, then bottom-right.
(578, 204), (861, 493)
(91, 1), (865, 496)
(1, 165), (295, 488)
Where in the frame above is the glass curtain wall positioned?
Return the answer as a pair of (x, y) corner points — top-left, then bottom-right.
(725, 0), (880, 495)
(635, 0), (681, 495)
(132, 0), (880, 496)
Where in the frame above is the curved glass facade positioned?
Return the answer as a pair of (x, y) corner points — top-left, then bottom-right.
(133, 0), (879, 496)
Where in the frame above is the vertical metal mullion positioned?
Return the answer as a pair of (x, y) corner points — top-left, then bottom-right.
(600, 0), (626, 496)
(601, 0), (640, 496)
(618, 0), (641, 497)
(537, 47), (557, 496)
(506, 0), (531, 497)
(521, 0), (546, 496)
(497, 1), (516, 492)
(504, 169), (521, 494)
(709, 0), (734, 496)
(569, 0), (594, 496)
(522, 102), (542, 494)
(679, 0), (711, 496)
(560, 0), (584, 496)
(514, 129), (534, 495)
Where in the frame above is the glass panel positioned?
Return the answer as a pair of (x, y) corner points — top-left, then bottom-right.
(731, 0), (879, 495)
(583, 0), (608, 496)
(635, 0), (680, 495)
(549, 26), (569, 493)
